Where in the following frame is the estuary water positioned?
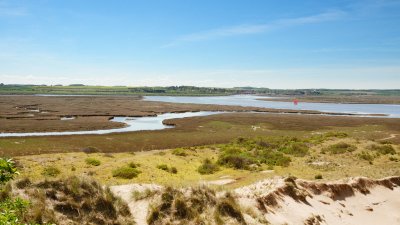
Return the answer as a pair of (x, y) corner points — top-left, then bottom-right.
(144, 95), (400, 118)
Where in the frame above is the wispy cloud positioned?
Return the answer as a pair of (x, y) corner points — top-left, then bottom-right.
(163, 10), (346, 47)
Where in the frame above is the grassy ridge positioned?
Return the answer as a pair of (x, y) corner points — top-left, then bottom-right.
(1, 84), (399, 96)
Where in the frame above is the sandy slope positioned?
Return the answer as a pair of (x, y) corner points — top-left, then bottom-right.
(111, 176), (400, 225)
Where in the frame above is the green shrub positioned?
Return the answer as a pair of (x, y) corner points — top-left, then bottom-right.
(0, 197), (29, 224)
(198, 159), (220, 175)
(368, 144), (396, 155)
(260, 152), (292, 167)
(172, 148), (187, 156)
(0, 158), (30, 224)
(85, 158), (101, 166)
(112, 167), (141, 179)
(358, 151), (375, 161)
(322, 142), (356, 154)
(0, 158), (19, 184)
(41, 166), (61, 177)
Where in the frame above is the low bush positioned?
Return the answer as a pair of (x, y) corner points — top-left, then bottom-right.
(368, 144), (396, 155)
(198, 158), (220, 175)
(322, 142), (356, 154)
(172, 148), (187, 156)
(112, 167), (141, 179)
(85, 158), (101, 166)
(41, 166), (61, 177)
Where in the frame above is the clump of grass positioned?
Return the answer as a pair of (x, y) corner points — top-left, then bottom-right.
(170, 167), (178, 174)
(147, 186), (219, 224)
(358, 151), (376, 161)
(128, 162), (140, 168)
(367, 144), (396, 155)
(132, 188), (158, 201)
(389, 156), (399, 162)
(322, 142), (356, 154)
(314, 174), (323, 180)
(157, 164), (169, 171)
(325, 131), (348, 138)
(215, 192), (245, 225)
(172, 148), (187, 156)
(85, 158), (101, 166)
(279, 142), (309, 157)
(198, 158), (219, 175)
(156, 164), (178, 174)
(15, 178), (31, 189)
(41, 166), (61, 177)
(22, 176), (134, 224)
(309, 131), (348, 144)
(112, 167), (141, 179)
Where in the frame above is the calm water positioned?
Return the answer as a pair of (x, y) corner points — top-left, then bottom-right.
(0, 111), (220, 137)
(145, 95), (400, 118)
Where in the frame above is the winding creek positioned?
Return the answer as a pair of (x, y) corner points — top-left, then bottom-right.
(1, 95), (399, 137)
(0, 112), (220, 137)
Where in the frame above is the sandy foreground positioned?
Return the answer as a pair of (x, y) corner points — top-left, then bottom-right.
(111, 176), (400, 225)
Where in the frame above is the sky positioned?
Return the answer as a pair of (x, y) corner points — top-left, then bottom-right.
(0, 0), (399, 89)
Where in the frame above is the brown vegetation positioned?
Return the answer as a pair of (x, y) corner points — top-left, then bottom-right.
(1, 112), (400, 157)
(14, 176), (134, 225)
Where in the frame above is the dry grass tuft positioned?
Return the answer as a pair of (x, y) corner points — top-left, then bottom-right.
(20, 176), (134, 225)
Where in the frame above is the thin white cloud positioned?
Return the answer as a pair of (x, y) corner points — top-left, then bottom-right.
(163, 10), (346, 47)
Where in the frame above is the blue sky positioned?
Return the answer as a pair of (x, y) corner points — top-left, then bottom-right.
(0, 0), (399, 88)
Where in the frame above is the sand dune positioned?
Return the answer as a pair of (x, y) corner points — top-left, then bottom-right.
(112, 176), (400, 225)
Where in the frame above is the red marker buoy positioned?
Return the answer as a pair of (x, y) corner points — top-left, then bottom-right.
(293, 99), (299, 105)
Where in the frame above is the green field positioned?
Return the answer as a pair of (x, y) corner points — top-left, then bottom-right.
(1, 84), (399, 96)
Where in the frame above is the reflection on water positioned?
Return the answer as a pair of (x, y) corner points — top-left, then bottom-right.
(0, 111), (220, 137)
(144, 95), (400, 118)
